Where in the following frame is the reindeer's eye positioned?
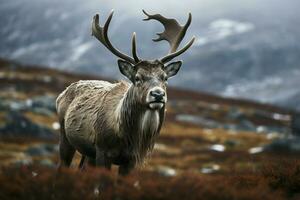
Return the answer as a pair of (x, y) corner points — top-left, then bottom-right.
(161, 75), (168, 85)
(161, 75), (168, 82)
(135, 75), (142, 84)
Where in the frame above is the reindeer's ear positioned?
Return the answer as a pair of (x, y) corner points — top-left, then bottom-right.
(164, 61), (182, 78)
(118, 59), (135, 81)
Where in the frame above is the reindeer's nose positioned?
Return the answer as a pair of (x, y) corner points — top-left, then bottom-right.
(150, 89), (165, 101)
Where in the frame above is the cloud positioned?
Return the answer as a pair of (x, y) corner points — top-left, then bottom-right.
(195, 19), (254, 46)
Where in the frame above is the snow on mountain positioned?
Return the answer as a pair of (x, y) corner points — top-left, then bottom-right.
(1, 0), (300, 110)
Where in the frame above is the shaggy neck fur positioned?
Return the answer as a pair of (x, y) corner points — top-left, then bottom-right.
(117, 85), (165, 165)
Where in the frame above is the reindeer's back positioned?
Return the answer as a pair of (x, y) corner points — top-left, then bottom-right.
(56, 80), (115, 122)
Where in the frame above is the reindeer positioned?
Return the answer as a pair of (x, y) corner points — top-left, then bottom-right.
(56, 10), (195, 175)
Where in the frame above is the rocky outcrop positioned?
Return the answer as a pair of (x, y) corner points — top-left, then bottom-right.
(0, 112), (55, 139)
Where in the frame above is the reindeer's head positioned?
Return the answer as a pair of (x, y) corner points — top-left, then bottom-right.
(92, 10), (195, 110)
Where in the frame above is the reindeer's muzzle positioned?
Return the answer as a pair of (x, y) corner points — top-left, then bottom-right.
(150, 90), (165, 101)
(147, 87), (166, 110)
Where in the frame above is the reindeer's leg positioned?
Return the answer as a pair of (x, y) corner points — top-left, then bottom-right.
(58, 122), (75, 168)
(78, 155), (86, 170)
(119, 162), (134, 176)
(79, 156), (96, 171)
(53, 122), (75, 199)
(95, 148), (111, 170)
(88, 157), (96, 166)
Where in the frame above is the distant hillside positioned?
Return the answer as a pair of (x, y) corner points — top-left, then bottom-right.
(0, 57), (294, 138)
(0, 57), (295, 115)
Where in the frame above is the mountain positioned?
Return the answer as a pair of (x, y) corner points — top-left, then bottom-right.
(1, 0), (300, 110)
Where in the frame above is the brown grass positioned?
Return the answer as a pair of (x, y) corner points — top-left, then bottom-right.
(0, 160), (300, 200)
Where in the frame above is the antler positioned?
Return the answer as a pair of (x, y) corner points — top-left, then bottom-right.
(92, 10), (140, 64)
(143, 10), (195, 63)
